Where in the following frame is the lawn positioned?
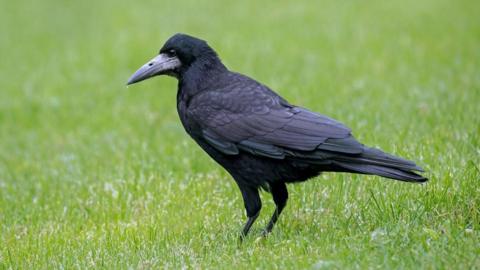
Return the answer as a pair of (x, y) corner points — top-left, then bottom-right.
(1, 0), (479, 269)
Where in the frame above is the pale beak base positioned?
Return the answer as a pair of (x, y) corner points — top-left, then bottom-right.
(127, 53), (181, 85)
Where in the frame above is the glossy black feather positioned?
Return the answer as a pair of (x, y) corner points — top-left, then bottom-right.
(183, 69), (426, 183)
(190, 75), (353, 154)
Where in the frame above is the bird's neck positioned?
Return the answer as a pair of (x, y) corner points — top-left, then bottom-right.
(178, 56), (228, 99)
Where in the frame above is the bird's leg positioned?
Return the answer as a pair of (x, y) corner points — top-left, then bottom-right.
(241, 211), (260, 239)
(237, 184), (262, 241)
(262, 182), (288, 236)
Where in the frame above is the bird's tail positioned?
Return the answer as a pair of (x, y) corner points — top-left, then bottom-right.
(332, 147), (428, 182)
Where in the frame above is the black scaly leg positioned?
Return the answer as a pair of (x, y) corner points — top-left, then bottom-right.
(262, 182), (288, 236)
(237, 183), (262, 241)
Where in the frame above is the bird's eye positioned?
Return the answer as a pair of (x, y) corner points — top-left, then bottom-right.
(167, 49), (177, 57)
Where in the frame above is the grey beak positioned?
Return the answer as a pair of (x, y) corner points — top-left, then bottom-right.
(127, 53), (181, 85)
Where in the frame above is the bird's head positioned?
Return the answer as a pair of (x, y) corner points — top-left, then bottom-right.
(127, 33), (221, 85)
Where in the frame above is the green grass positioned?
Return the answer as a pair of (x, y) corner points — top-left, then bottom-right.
(1, 0), (479, 268)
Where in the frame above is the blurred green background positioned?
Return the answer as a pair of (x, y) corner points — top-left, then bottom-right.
(1, 0), (479, 269)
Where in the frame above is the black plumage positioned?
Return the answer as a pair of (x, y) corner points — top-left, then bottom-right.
(127, 33), (427, 239)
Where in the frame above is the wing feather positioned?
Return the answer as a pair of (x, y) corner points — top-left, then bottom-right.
(190, 73), (363, 159)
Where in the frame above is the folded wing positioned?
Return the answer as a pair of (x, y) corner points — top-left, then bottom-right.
(191, 80), (364, 159)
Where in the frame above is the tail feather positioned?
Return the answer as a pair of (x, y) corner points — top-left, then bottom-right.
(333, 161), (427, 182)
(332, 147), (427, 182)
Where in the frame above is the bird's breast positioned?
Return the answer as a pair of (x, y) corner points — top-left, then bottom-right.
(177, 99), (200, 139)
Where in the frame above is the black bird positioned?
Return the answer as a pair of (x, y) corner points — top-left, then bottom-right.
(127, 33), (427, 239)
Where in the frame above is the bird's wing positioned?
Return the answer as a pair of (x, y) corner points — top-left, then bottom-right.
(190, 76), (364, 159)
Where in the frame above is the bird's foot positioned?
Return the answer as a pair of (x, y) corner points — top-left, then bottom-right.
(260, 228), (271, 238)
(238, 230), (249, 244)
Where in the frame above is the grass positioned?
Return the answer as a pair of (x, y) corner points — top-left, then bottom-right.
(1, 0), (479, 268)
